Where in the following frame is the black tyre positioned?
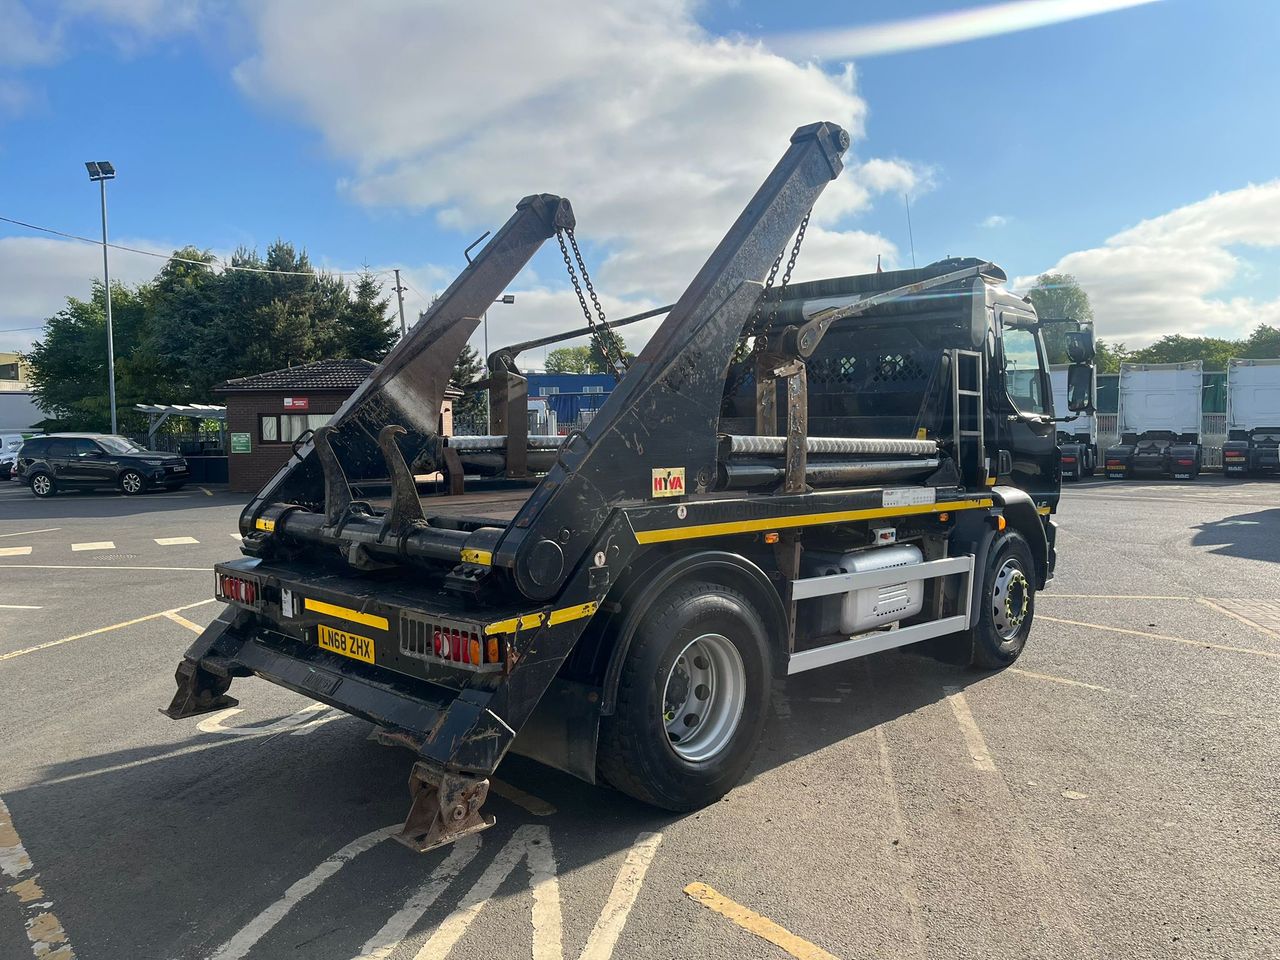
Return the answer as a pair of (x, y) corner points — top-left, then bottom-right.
(29, 472), (56, 498)
(598, 581), (772, 811)
(119, 470), (145, 495)
(966, 531), (1036, 669)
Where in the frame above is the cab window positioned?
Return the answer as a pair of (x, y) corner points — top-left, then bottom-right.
(70, 438), (102, 457)
(1001, 326), (1049, 416)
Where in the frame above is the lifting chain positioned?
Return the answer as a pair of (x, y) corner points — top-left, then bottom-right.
(557, 227), (629, 378)
(726, 208), (812, 395)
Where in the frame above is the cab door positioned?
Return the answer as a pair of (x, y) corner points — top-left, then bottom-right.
(65, 437), (115, 487)
(996, 310), (1059, 506)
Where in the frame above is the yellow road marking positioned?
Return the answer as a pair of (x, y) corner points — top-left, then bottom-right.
(635, 498), (992, 544)
(0, 599), (215, 663)
(490, 779), (557, 816)
(163, 610), (206, 635)
(302, 598), (389, 631)
(1008, 667), (1111, 692)
(684, 882), (839, 960)
(1042, 594), (1193, 600)
(460, 548), (492, 566)
(1, 794), (77, 959)
(1038, 614), (1280, 660)
(198, 486), (213, 496)
(1196, 596), (1280, 641)
(484, 601), (598, 636)
(0, 547), (32, 557)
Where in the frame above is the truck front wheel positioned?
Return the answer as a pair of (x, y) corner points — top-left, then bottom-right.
(598, 581), (772, 811)
(967, 531), (1036, 669)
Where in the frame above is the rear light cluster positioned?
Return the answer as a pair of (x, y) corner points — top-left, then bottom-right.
(217, 573), (259, 607)
(1177, 458), (1194, 466)
(400, 614), (502, 671)
(1061, 456), (1077, 463)
(1225, 452), (1245, 459)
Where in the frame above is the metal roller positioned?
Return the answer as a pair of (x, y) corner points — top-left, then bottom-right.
(718, 458), (940, 490)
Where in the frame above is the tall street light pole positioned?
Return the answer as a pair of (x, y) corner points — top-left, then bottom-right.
(86, 161), (118, 434)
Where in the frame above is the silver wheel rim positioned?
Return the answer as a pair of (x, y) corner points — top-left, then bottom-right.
(661, 632), (746, 762)
(32, 475), (50, 495)
(122, 473), (141, 494)
(992, 559), (1030, 640)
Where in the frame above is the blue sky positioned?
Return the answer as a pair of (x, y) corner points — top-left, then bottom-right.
(2, 0), (1278, 354)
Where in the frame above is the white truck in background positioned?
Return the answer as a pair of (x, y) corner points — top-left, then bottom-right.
(1222, 358), (1280, 478)
(1051, 363), (1096, 480)
(1104, 361), (1203, 480)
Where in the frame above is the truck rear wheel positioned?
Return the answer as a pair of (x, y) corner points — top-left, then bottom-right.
(598, 581), (772, 811)
(967, 531), (1035, 669)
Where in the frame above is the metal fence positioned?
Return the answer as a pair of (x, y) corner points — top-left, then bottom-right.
(1096, 413), (1227, 469)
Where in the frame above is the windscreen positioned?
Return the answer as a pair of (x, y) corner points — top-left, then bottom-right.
(98, 436), (146, 454)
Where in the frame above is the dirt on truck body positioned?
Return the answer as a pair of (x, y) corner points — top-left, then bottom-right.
(164, 121), (1097, 852)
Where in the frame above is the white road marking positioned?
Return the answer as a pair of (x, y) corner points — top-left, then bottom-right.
(198, 486), (213, 496)
(491, 778), (558, 816)
(0, 604), (41, 610)
(577, 832), (663, 960)
(0, 546), (32, 557)
(0, 599), (216, 662)
(1, 793), (77, 959)
(1041, 593), (1193, 600)
(197, 702), (345, 738)
(870, 724), (927, 959)
(70, 541), (114, 551)
(155, 536), (200, 546)
(0, 527), (58, 539)
(352, 836), (483, 960)
(0, 563), (209, 571)
(208, 825), (399, 960)
(1008, 668), (1111, 693)
(162, 610), (206, 634)
(943, 686), (997, 772)
(229, 533), (242, 540)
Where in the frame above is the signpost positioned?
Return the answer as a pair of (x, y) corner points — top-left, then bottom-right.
(230, 433), (251, 454)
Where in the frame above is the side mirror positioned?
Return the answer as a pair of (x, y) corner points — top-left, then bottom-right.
(1067, 363), (1094, 414)
(1066, 329), (1095, 363)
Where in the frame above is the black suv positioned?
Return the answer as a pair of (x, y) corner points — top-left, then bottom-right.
(16, 434), (189, 497)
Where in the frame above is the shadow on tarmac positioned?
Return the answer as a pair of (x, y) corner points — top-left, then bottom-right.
(4, 645), (981, 958)
(1190, 507), (1280, 563)
(0, 483), (246, 521)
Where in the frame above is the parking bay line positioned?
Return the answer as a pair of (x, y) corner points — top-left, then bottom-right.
(0, 563), (210, 572)
(0, 546), (32, 557)
(70, 541), (114, 551)
(1196, 596), (1280, 641)
(0, 528), (59, 539)
(163, 610), (206, 635)
(1038, 614), (1280, 660)
(1008, 668), (1112, 693)
(684, 883), (839, 960)
(1, 793), (77, 960)
(0, 598), (215, 662)
(0, 604), (42, 610)
(154, 536), (199, 546)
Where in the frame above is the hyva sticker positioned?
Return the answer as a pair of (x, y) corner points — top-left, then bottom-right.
(651, 467), (686, 498)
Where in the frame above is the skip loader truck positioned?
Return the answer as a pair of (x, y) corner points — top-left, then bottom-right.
(164, 122), (1095, 852)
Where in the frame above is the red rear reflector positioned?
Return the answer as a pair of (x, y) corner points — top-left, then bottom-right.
(1177, 459), (1193, 465)
(1062, 456), (1076, 463)
(433, 630), (444, 656)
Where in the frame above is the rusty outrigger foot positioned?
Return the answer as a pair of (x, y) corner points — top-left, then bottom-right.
(394, 762), (496, 853)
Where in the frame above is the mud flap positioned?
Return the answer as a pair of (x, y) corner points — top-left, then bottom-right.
(394, 762), (496, 853)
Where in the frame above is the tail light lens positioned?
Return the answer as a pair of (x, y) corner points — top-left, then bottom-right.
(216, 573), (259, 608)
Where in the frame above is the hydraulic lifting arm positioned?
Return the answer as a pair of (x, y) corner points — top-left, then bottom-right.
(241, 194), (575, 528)
(497, 121), (851, 600)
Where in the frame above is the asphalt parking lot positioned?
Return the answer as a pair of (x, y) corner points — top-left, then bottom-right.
(1, 476), (1277, 960)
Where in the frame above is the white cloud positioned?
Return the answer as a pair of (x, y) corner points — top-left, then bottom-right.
(1015, 181), (1280, 346)
(981, 214), (1010, 228)
(0, 0), (61, 67)
(770, 0), (1162, 60)
(0, 235), (173, 351)
(233, 0), (916, 321)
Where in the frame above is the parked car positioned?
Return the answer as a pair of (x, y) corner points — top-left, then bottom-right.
(15, 434), (189, 497)
(1, 433), (38, 479)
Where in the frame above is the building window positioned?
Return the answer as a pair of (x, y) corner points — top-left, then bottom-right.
(584, 385), (604, 394)
(260, 415), (279, 442)
(281, 413), (331, 442)
(541, 386), (559, 395)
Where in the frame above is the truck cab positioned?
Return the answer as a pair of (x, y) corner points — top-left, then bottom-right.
(1105, 361), (1203, 480)
(1223, 358), (1280, 477)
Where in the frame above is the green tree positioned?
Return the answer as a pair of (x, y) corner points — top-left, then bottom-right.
(1025, 273), (1094, 364)
(1241, 324), (1280, 359)
(1094, 338), (1128, 374)
(1126, 335), (1237, 371)
(336, 270), (397, 361)
(546, 330), (632, 374)
(450, 343), (486, 428)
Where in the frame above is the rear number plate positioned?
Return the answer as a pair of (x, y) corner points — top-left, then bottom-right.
(317, 624), (375, 664)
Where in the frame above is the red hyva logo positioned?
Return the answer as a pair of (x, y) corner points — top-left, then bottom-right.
(651, 467), (686, 498)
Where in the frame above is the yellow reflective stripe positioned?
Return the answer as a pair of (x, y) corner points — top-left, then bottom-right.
(255, 517), (276, 532)
(303, 598), (389, 631)
(1037, 505), (1052, 516)
(461, 549), (492, 566)
(485, 601), (598, 636)
(634, 498), (993, 545)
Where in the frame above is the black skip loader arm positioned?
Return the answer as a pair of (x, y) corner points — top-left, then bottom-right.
(238, 193), (574, 564)
(495, 121), (852, 601)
